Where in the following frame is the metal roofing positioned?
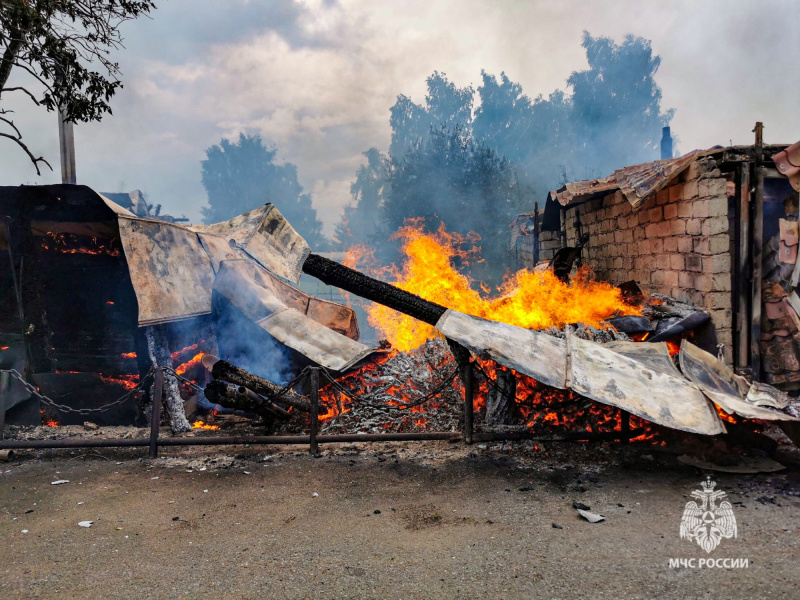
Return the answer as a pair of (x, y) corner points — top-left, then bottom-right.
(548, 148), (724, 211)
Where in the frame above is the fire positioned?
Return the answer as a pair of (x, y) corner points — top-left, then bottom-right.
(176, 352), (204, 376)
(347, 222), (640, 351)
(40, 410), (59, 427)
(100, 374), (139, 390)
(40, 231), (121, 256)
(0, 346), (8, 351)
(121, 352), (137, 359)
(191, 420), (219, 430)
(171, 343), (201, 360)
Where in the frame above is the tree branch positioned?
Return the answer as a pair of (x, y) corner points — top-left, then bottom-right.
(0, 115), (23, 138)
(0, 132), (53, 176)
(0, 86), (40, 105)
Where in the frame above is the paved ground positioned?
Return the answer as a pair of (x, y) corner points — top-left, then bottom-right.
(1, 440), (798, 599)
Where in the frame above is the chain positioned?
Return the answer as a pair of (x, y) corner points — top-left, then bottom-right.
(0, 368), (154, 416)
(164, 367), (203, 393)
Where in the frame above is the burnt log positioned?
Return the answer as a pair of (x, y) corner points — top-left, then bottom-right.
(485, 367), (518, 426)
(204, 380), (289, 421)
(145, 325), (191, 434)
(302, 253), (447, 326)
(211, 359), (311, 412)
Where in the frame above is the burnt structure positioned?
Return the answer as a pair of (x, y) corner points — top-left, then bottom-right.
(512, 127), (800, 389)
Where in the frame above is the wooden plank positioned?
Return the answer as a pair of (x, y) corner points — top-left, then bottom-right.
(736, 162), (751, 369)
(751, 124), (765, 379)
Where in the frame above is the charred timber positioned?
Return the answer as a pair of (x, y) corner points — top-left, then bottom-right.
(211, 359), (311, 412)
(302, 253), (447, 326)
(204, 380), (289, 420)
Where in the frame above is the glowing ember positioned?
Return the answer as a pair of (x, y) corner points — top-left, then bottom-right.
(106, 301), (114, 305)
(99, 374), (139, 390)
(191, 420), (219, 430)
(43, 419), (59, 427)
(346, 222), (640, 351)
(0, 346), (9, 351)
(121, 352), (137, 359)
(40, 231), (121, 256)
(665, 341), (680, 357)
(176, 352), (204, 376)
(171, 342), (201, 360)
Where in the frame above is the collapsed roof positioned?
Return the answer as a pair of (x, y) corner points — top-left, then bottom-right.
(1, 184), (374, 373)
(3, 184), (798, 435)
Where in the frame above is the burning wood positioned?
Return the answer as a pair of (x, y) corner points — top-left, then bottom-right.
(208, 357), (312, 413)
(204, 379), (291, 421)
(145, 326), (191, 434)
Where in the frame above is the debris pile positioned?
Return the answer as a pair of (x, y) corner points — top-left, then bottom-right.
(319, 338), (466, 434)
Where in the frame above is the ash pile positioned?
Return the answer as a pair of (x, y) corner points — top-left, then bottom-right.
(318, 338), (466, 434)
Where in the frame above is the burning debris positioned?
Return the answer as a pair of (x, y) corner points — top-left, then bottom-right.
(2, 179), (800, 455)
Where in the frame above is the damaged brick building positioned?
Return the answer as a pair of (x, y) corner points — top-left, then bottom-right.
(512, 125), (800, 388)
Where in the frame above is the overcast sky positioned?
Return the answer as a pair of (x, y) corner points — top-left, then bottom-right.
(1, 0), (798, 234)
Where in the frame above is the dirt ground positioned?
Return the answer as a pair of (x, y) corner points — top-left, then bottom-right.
(1, 439), (799, 599)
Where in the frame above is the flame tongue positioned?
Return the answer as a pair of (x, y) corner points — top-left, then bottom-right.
(348, 223), (640, 351)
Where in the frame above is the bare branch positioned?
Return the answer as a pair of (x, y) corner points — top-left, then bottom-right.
(0, 132), (53, 176)
(0, 115), (23, 138)
(0, 86), (40, 105)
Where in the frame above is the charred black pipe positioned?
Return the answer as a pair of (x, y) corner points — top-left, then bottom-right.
(302, 253), (447, 326)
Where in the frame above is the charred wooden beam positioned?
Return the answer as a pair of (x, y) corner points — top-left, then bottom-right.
(204, 380), (289, 421)
(145, 325), (191, 434)
(211, 359), (311, 412)
(485, 367), (518, 426)
(302, 253), (447, 326)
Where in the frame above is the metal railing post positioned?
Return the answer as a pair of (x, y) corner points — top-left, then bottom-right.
(149, 368), (163, 459)
(463, 362), (474, 445)
(309, 368), (320, 456)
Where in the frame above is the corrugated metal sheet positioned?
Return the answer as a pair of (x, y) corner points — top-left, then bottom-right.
(549, 148), (723, 211)
(569, 334), (725, 435)
(117, 217), (216, 326)
(213, 260), (370, 371)
(436, 310), (569, 390)
(679, 340), (800, 422)
(436, 310), (725, 434)
(192, 204), (309, 284)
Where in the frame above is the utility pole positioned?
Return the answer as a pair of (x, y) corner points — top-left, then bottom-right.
(58, 107), (76, 184)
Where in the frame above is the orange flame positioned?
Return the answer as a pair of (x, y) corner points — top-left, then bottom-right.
(100, 374), (139, 390)
(348, 222), (640, 351)
(191, 420), (219, 430)
(176, 352), (205, 376)
(0, 346), (9, 351)
(121, 351), (137, 359)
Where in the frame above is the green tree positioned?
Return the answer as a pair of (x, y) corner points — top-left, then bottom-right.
(383, 127), (526, 285)
(389, 71), (473, 160)
(334, 147), (389, 248)
(568, 32), (674, 175)
(201, 133), (328, 249)
(0, 0), (155, 173)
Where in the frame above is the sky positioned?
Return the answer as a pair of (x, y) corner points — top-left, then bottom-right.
(1, 0), (798, 234)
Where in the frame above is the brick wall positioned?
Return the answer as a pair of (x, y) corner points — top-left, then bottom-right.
(563, 158), (735, 364)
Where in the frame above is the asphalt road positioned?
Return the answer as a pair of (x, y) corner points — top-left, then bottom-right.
(1, 441), (798, 599)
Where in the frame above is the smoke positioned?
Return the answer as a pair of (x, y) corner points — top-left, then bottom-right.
(337, 32), (674, 285)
